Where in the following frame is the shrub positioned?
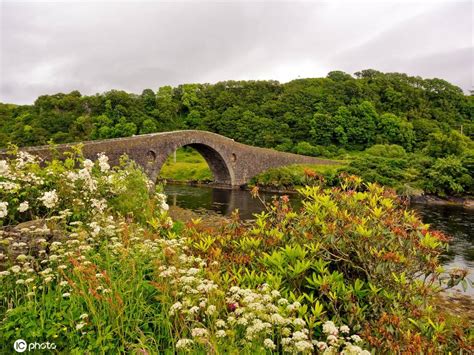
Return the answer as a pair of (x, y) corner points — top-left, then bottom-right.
(182, 177), (471, 352)
(293, 141), (321, 156)
(425, 155), (473, 196)
(423, 130), (470, 158)
(364, 144), (406, 158)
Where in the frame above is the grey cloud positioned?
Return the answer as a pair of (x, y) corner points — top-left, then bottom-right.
(328, 2), (472, 90)
(1, 1), (472, 104)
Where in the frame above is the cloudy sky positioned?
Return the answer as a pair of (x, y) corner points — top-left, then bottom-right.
(0, 0), (472, 104)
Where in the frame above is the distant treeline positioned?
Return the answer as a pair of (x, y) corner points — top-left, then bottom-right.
(0, 69), (472, 153)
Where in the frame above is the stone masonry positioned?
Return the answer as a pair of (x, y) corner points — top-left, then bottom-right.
(1, 130), (340, 188)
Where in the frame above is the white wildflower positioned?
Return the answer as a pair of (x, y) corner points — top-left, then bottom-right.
(170, 302), (183, 315)
(0, 160), (9, 175)
(97, 153), (110, 172)
(340, 325), (350, 334)
(75, 322), (86, 330)
(83, 159), (94, 170)
(292, 331), (308, 341)
(216, 319), (226, 328)
(271, 290), (281, 299)
(216, 330), (226, 338)
(278, 298), (289, 306)
(294, 340), (313, 352)
(271, 313), (286, 325)
(188, 306), (200, 314)
(316, 341), (328, 350)
(191, 328), (208, 338)
(264, 338), (276, 350)
(327, 334), (338, 346)
(176, 338), (194, 350)
(206, 305), (217, 316)
(0, 202), (8, 218)
(293, 318), (306, 328)
(323, 320), (339, 336)
(39, 190), (58, 208)
(18, 201), (29, 212)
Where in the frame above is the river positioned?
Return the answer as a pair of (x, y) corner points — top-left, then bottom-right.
(164, 184), (474, 293)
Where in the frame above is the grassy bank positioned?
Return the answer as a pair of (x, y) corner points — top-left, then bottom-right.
(159, 148), (213, 182)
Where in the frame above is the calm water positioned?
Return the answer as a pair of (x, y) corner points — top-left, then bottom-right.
(164, 184), (474, 291)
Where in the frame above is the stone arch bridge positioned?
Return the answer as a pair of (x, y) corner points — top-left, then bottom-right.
(5, 130), (339, 188)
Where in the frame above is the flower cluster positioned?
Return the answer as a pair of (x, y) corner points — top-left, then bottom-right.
(156, 193), (169, 211)
(156, 235), (368, 353)
(0, 149), (169, 226)
(39, 190), (59, 209)
(315, 321), (368, 354)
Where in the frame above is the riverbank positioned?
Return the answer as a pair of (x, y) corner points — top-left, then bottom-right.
(410, 195), (474, 209)
(159, 147), (473, 207)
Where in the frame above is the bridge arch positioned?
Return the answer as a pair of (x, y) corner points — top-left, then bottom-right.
(145, 136), (236, 186)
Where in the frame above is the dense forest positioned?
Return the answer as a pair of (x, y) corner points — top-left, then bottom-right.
(1, 69), (473, 196)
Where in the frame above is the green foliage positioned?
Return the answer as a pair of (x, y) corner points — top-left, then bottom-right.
(250, 163), (343, 190)
(423, 130), (471, 158)
(425, 155), (474, 196)
(344, 153), (429, 193)
(1, 71), (471, 152)
(293, 141), (321, 156)
(182, 177), (471, 352)
(375, 113), (415, 150)
(364, 144), (407, 158)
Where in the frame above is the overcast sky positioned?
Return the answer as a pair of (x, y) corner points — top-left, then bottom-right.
(0, 0), (472, 104)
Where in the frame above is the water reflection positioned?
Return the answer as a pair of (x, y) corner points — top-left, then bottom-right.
(410, 204), (474, 269)
(164, 184), (474, 275)
(165, 184), (287, 218)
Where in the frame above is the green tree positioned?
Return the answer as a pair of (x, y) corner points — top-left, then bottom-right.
(424, 130), (469, 158)
(425, 155), (473, 196)
(140, 118), (158, 134)
(376, 113), (415, 151)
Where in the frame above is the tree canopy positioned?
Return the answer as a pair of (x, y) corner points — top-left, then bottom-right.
(0, 70), (472, 154)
